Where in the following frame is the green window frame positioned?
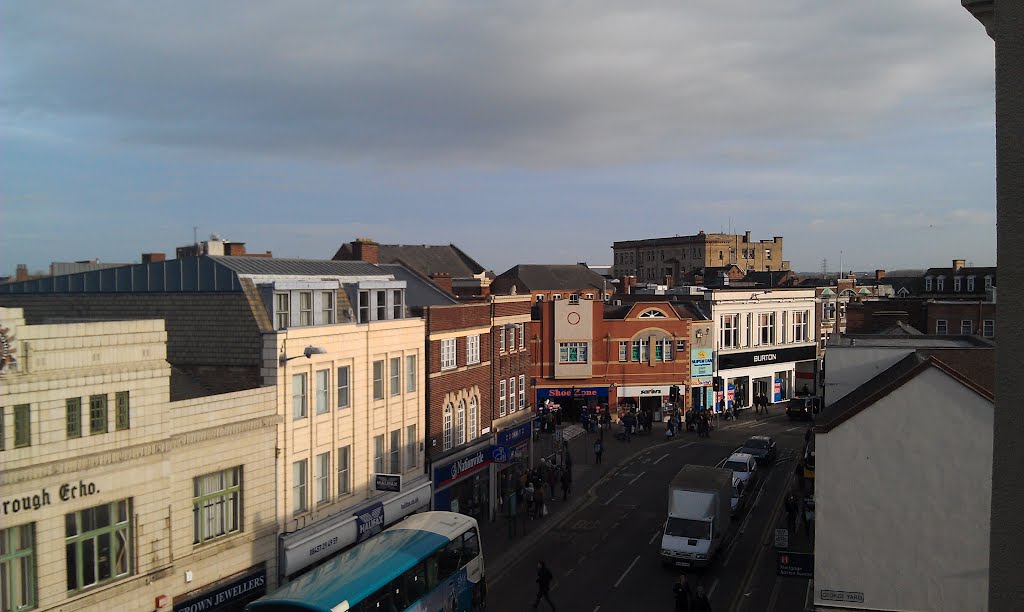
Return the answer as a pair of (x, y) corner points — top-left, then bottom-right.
(65, 499), (132, 593)
(89, 395), (108, 435)
(1, 524), (36, 612)
(14, 404), (30, 448)
(192, 467), (242, 545)
(0, 409), (5, 451)
(67, 398), (82, 439)
(115, 391), (130, 431)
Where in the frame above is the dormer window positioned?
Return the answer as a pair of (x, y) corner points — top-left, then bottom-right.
(985, 275), (993, 289)
(569, 294), (580, 305)
(967, 276), (975, 292)
(639, 309), (667, 318)
(954, 277), (962, 292)
(936, 276), (945, 292)
(925, 276), (933, 292)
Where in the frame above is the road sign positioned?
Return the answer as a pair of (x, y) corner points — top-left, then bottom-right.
(820, 590), (865, 604)
(774, 528), (789, 549)
(777, 552), (813, 578)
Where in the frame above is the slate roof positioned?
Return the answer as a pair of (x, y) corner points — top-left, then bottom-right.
(742, 270), (798, 287)
(377, 264), (459, 307)
(215, 256), (387, 277)
(334, 242), (488, 278)
(494, 264), (608, 291)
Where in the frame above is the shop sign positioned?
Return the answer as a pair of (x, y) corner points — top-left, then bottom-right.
(618, 385), (671, 398)
(777, 552), (814, 578)
(433, 450), (492, 488)
(690, 348), (714, 377)
(173, 567), (267, 612)
(375, 474), (402, 492)
(692, 377), (713, 387)
(718, 346), (816, 371)
(819, 589), (864, 603)
(354, 502), (385, 543)
(536, 387), (607, 402)
(1, 480), (101, 517)
(496, 421), (533, 447)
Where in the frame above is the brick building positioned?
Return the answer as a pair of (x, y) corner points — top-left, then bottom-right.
(490, 264), (613, 302)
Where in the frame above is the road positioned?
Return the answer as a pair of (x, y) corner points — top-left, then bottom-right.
(486, 414), (811, 611)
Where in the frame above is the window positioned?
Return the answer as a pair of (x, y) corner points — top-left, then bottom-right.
(925, 277), (933, 292)
(559, 342), (589, 364)
(781, 310), (788, 343)
(509, 325), (517, 349)
(322, 291), (335, 324)
(936, 319), (948, 334)
(961, 320), (973, 335)
(954, 277), (962, 292)
(467, 335), (480, 364)
(756, 312), (775, 346)
(443, 404), (454, 451)
(441, 339), (456, 370)
(67, 398), (82, 439)
(631, 338), (649, 362)
(936, 276), (945, 292)
(311, 370), (329, 414)
(406, 355), (417, 392)
(358, 290), (370, 323)
(193, 467), (242, 544)
(89, 395), (107, 435)
(115, 391), (130, 430)
(390, 430), (402, 473)
(508, 378), (516, 414)
(639, 309), (667, 318)
(406, 425), (417, 469)
(619, 341), (628, 362)
(337, 446), (351, 495)
(499, 327), (506, 352)
(983, 319), (995, 338)
(376, 290), (387, 321)
(518, 323), (526, 349)
(65, 499), (132, 592)
(519, 375), (526, 410)
(468, 397), (478, 440)
(0, 524), (35, 611)
(393, 290), (403, 320)
(985, 275), (993, 289)
(661, 338), (673, 362)
(720, 314), (738, 348)
(967, 276), (976, 292)
(299, 291), (313, 326)
(792, 310), (809, 342)
(337, 366), (350, 409)
(14, 404), (30, 448)
(765, 249), (772, 260)
(275, 292), (290, 329)
(499, 380), (507, 417)
(374, 435), (385, 473)
(293, 374), (307, 419)
(316, 453), (330, 504)
(569, 294), (580, 305)
(456, 401), (466, 446)
(373, 360), (385, 400)
(390, 357), (401, 396)
(552, 294), (562, 301)
(676, 339), (687, 352)
(292, 461), (307, 514)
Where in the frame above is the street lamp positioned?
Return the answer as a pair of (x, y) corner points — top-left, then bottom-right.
(280, 346), (327, 365)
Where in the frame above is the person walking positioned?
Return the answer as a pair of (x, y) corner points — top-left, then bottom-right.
(795, 461), (806, 492)
(785, 493), (798, 534)
(673, 574), (693, 611)
(524, 482), (536, 519)
(532, 561), (556, 610)
(547, 466), (558, 500)
(593, 439), (603, 464)
(691, 585), (711, 612)
(560, 468), (571, 501)
(534, 482), (546, 518)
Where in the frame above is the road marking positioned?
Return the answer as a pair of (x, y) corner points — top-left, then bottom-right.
(709, 578), (719, 598)
(654, 453), (670, 464)
(783, 426), (801, 432)
(649, 530), (660, 545)
(593, 607), (601, 612)
(604, 490), (622, 505)
(766, 576), (783, 612)
(613, 555), (641, 588)
(628, 471), (646, 485)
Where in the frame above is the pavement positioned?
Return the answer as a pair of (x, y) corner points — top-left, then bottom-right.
(478, 411), (814, 611)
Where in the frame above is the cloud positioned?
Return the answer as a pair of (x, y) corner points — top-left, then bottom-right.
(1, 1), (994, 168)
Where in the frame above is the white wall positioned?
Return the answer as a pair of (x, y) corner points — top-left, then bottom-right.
(815, 368), (992, 611)
(823, 346), (914, 404)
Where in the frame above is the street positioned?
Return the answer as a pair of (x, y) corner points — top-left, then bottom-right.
(486, 414), (812, 611)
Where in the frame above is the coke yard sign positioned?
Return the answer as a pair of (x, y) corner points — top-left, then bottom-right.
(2, 480), (101, 517)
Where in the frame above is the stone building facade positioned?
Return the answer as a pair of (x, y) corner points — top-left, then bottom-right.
(612, 231), (788, 285)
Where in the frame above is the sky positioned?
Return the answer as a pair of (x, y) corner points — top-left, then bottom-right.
(1, 1), (997, 277)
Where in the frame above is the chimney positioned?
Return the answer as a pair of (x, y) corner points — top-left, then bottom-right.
(875, 269), (886, 281)
(142, 253), (166, 263)
(429, 272), (454, 295)
(351, 238), (380, 264)
(15, 264), (28, 281)
(224, 242), (247, 256)
(952, 259), (965, 271)
(744, 231), (751, 243)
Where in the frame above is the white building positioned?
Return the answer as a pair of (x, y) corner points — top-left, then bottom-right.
(813, 339), (994, 611)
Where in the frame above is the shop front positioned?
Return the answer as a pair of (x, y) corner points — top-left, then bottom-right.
(173, 564), (267, 612)
(279, 477), (432, 580)
(432, 440), (495, 522)
(491, 418), (535, 521)
(617, 384), (678, 421)
(536, 386), (609, 421)
(690, 348), (715, 411)
(717, 345), (817, 409)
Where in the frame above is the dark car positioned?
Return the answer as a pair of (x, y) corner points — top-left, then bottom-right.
(786, 396), (821, 421)
(739, 435), (777, 465)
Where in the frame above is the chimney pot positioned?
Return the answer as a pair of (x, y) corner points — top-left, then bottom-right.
(142, 253), (166, 263)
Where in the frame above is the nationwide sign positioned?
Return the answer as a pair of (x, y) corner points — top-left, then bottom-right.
(433, 450), (492, 488)
(496, 421), (533, 447)
(718, 345), (817, 371)
(375, 474), (401, 492)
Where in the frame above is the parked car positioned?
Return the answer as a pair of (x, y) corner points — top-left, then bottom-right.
(786, 396), (822, 421)
(724, 452), (758, 489)
(730, 475), (749, 518)
(739, 435), (777, 466)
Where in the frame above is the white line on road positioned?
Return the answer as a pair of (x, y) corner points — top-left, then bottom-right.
(708, 578), (719, 598)
(653, 453), (670, 465)
(628, 471), (646, 485)
(604, 490), (622, 505)
(649, 530), (660, 545)
(613, 555), (641, 588)
(593, 607), (601, 612)
(783, 426), (801, 432)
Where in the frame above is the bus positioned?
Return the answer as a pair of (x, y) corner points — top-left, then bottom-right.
(246, 511), (486, 612)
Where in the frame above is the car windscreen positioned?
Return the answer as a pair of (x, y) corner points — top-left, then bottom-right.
(666, 517), (712, 540)
(744, 439), (769, 449)
(725, 460), (749, 472)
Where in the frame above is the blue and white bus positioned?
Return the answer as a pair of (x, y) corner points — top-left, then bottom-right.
(247, 512), (486, 612)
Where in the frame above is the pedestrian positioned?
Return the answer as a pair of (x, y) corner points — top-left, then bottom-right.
(548, 466), (558, 500)
(524, 482), (536, 519)
(593, 439), (603, 464)
(532, 560), (556, 610)
(534, 483), (546, 518)
(560, 468), (571, 500)
(673, 574), (692, 612)
(691, 585), (711, 612)
(795, 461), (806, 492)
(784, 493), (798, 534)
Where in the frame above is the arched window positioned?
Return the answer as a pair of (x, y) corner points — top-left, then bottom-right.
(468, 397), (478, 441)
(639, 309), (667, 318)
(456, 400), (466, 446)
(443, 403), (453, 451)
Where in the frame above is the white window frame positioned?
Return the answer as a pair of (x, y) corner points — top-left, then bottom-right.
(405, 425), (417, 469)
(559, 342), (589, 364)
(519, 374), (526, 410)
(376, 290), (387, 321)
(720, 314), (738, 349)
(985, 275), (993, 289)
(961, 320), (973, 335)
(406, 355), (417, 392)
(292, 460), (307, 514)
(619, 341), (628, 362)
(967, 276), (976, 292)
(467, 335), (481, 365)
(937, 276), (945, 292)
(393, 289), (404, 320)
(299, 291), (313, 326)
(373, 434), (385, 473)
(792, 310), (808, 343)
(441, 339), (457, 370)
(509, 377), (516, 413)
(316, 452), (330, 504)
(983, 319), (994, 338)
(468, 397), (478, 440)
(390, 357), (401, 396)
(316, 369), (330, 414)
(660, 338), (672, 362)
(337, 446), (350, 495)
(456, 401), (466, 446)
(509, 325), (516, 350)
(499, 380), (507, 417)
(757, 312), (775, 346)
(925, 277), (933, 292)
(373, 360), (384, 401)
(292, 373), (307, 419)
(322, 290), (335, 324)
(337, 366), (350, 409)
(499, 327), (506, 352)
(518, 323), (525, 349)
(443, 404), (454, 450)
(936, 319), (948, 335)
(275, 292), (290, 330)
(569, 294), (580, 305)
(358, 290), (370, 323)
(954, 277), (962, 292)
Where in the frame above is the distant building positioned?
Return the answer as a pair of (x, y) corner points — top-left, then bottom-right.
(176, 235), (272, 259)
(334, 238), (492, 298)
(490, 264), (613, 302)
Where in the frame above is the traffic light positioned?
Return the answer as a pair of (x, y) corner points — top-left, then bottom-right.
(669, 385), (679, 402)
(713, 377), (722, 392)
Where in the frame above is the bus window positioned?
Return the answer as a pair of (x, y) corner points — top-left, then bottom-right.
(363, 582), (399, 611)
(438, 538), (463, 578)
(402, 562), (428, 605)
(425, 553), (440, 589)
(463, 528), (480, 558)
